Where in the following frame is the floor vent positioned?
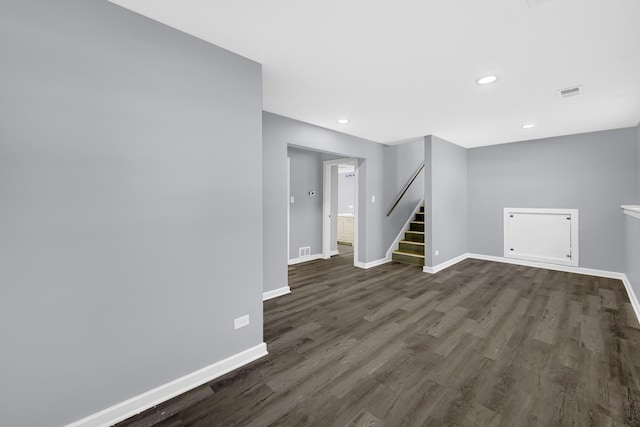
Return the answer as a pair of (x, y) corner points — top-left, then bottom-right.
(299, 247), (311, 257)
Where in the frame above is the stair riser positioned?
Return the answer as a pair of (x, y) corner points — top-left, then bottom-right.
(399, 242), (425, 254)
(410, 223), (424, 232)
(392, 253), (425, 266)
(415, 212), (425, 221)
(419, 206), (424, 213)
(404, 233), (424, 243)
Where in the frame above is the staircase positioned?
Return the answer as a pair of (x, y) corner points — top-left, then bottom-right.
(392, 206), (425, 266)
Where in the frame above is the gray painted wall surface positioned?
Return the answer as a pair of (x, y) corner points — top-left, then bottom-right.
(263, 112), (379, 281)
(0, 2), (263, 426)
(338, 172), (356, 214)
(468, 128), (637, 272)
(637, 124), (640, 202)
(625, 216), (640, 305)
(428, 136), (468, 266)
(382, 140), (425, 256)
(287, 147), (324, 259)
(263, 113), (422, 292)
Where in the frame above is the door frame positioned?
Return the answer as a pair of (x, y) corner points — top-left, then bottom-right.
(322, 158), (358, 266)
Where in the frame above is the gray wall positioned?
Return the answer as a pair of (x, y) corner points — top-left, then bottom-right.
(625, 216), (640, 304)
(382, 140), (425, 255)
(287, 147), (324, 259)
(263, 112), (423, 293)
(426, 136), (468, 267)
(0, 2), (263, 426)
(468, 128), (637, 272)
(626, 124), (640, 305)
(338, 172), (356, 214)
(637, 124), (640, 202)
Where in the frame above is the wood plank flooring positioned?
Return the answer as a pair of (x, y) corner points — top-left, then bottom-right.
(118, 247), (640, 426)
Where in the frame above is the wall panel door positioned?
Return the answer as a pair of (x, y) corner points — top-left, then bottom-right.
(504, 208), (579, 266)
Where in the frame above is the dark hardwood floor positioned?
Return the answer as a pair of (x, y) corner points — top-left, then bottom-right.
(118, 250), (640, 426)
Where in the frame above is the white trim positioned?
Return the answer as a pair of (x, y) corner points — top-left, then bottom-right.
(468, 253), (621, 279)
(263, 286), (291, 301)
(621, 274), (640, 325)
(330, 249), (340, 256)
(622, 205), (640, 220)
(423, 253), (468, 274)
(323, 158), (359, 267)
(66, 343), (268, 427)
(503, 208), (579, 267)
(354, 258), (391, 270)
(385, 198), (425, 261)
(416, 251), (640, 325)
(287, 157), (291, 265)
(288, 254), (323, 265)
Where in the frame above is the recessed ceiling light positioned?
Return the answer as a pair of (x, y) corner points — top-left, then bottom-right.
(477, 75), (498, 85)
(522, 124), (536, 129)
(337, 119), (349, 124)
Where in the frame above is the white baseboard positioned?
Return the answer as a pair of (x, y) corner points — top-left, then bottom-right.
(385, 198), (425, 261)
(423, 253), (468, 274)
(66, 343), (268, 427)
(330, 250), (340, 256)
(467, 253), (625, 279)
(288, 254), (323, 265)
(418, 252), (640, 325)
(263, 286), (291, 301)
(354, 258), (392, 269)
(467, 253), (640, 325)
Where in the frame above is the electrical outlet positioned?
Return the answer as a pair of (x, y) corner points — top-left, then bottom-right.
(290, 196), (294, 203)
(234, 315), (250, 330)
(371, 195), (376, 203)
(435, 250), (439, 256)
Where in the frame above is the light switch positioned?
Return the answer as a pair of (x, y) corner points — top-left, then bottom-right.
(290, 196), (295, 204)
(371, 195), (376, 203)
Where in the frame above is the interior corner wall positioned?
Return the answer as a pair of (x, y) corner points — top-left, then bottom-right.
(468, 128), (637, 272)
(625, 123), (640, 303)
(0, 2), (263, 426)
(637, 123), (640, 202)
(424, 136), (468, 267)
(423, 138), (434, 266)
(263, 112), (390, 292)
(625, 216), (640, 304)
(286, 147), (332, 259)
(382, 140), (425, 253)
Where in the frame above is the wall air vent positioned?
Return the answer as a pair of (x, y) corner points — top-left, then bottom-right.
(558, 85), (582, 98)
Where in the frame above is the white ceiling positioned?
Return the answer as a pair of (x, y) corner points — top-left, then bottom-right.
(109, 0), (640, 148)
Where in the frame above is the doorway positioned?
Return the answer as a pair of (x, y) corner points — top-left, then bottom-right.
(322, 158), (358, 265)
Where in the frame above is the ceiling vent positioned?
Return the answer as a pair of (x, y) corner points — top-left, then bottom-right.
(558, 85), (583, 98)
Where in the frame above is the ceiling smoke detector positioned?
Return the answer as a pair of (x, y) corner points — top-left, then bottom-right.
(558, 85), (583, 98)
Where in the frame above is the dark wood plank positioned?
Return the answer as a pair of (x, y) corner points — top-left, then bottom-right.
(116, 254), (640, 427)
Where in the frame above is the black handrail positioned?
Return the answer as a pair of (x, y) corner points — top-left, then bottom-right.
(386, 163), (425, 217)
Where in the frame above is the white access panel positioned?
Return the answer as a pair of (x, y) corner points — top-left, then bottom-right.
(504, 208), (579, 267)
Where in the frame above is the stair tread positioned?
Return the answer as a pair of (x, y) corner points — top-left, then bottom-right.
(400, 240), (425, 245)
(393, 250), (425, 258)
(405, 230), (424, 234)
(411, 221), (425, 224)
